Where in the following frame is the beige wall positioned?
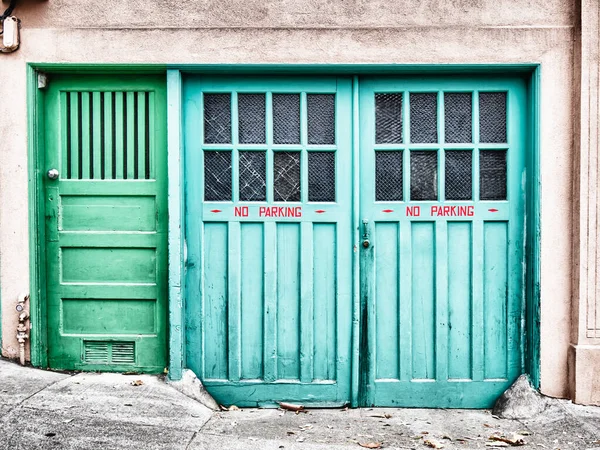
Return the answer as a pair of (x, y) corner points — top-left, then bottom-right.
(0, 0), (577, 399)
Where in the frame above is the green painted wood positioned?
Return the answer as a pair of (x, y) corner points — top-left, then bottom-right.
(43, 74), (168, 373)
(184, 76), (353, 406)
(359, 76), (527, 407)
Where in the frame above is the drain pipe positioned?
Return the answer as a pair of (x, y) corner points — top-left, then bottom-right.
(15, 292), (29, 365)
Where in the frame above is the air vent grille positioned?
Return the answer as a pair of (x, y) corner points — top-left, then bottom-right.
(83, 340), (135, 364)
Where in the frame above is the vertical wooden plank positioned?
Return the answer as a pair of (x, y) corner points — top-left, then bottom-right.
(80, 92), (90, 180)
(127, 91), (136, 179)
(471, 219), (484, 381)
(399, 220), (412, 381)
(203, 223), (229, 380)
(263, 221), (277, 381)
(240, 223), (265, 379)
(411, 222), (436, 380)
(114, 92), (124, 180)
(374, 222), (400, 380)
(228, 221), (241, 381)
(435, 220), (449, 381)
(276, 223), (301, 380)
(300, 222), (314, 382)
(351, 76), (361, 406)
(483, 222), (508, 379)
(313, 223), (337, 380)
(92, 92), (102, 180)
(447, 222), (473, 379)
(167, 70), (184, 380)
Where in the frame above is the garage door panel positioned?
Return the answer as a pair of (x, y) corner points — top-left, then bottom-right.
(185, 76), (353, 405)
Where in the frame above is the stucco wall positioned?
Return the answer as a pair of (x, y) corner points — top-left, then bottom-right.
(0, 0), (576, 399)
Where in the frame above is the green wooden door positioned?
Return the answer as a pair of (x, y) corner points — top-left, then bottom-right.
(184, 76), (353, 406)
(44, 75), (168, 372)
(359, 76), (526, 407)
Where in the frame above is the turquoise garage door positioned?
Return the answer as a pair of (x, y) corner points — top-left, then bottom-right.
(184, 74), (527, 408)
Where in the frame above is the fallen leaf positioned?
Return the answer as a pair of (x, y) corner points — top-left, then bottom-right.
(424, 439), (445, 449)
(358, 442), (382, 449)
(287, 431), (295, 436)
(483, 423), (492, 428)
(219, 405), (228, 411)
(299, 425), (313, 431)
(489, 434), (525, 446)
(131, 380), (144, 386)
(228, 405), (240, 411)
(280, 402), (305, 412)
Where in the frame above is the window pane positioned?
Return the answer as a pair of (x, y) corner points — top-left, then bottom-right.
(375, 151), (403, 201)
(375, 93), (403, 144)
(444, 93), (472, 143)
(204, 94), (231, 144)
(410, 151), (438, 200)
(480, 150), (507, 200)
(445, 151), (472, 200)
(273, 94), (300, 144)
(410, 93), (438, 143)
(308, 152), (335, 201)
(238, 94), (266, 144)
(307, 94), (335, 145)
(479, 92), (507, 143)
(204, 151), (232, 201)
(239, 151), (266, 201)
(273, 151), (301, 201)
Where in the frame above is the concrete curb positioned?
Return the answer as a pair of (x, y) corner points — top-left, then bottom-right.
(167, 369), (220, 411)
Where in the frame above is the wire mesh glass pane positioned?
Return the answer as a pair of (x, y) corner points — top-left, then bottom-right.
(204, 94), (231, 144)
(307, 94), (335, 145)
(375, 151), (403, 201)
(375, 93), (403, 144)
(273, 94), (300, 144)
(410, 151), (438, 201)
(444, 93), (472, 143)
(480, 150), (507, 200)
(238, 94), (266, 144)
(239, 151), (266, 201)
(273, 152), (301, 202)
(410, 93), (438, 143)
(445, 151), (472, 200)
(308, 152), (335, 202)
(204, 151), (232, 201)
(479, 92), (507, 143)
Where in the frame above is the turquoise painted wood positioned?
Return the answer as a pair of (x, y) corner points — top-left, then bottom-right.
(184, 76), (354, 406)
(359, 76), (526, 407)
(44, 75), (168, 372)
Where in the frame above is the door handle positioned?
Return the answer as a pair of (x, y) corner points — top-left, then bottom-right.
(362, 219), (370, 248)
(47, 168), (59, 180)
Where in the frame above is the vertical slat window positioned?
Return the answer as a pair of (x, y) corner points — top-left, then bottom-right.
(63, 90), (153, 180)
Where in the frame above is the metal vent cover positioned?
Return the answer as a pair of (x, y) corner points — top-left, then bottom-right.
(83, 340), (135, 364)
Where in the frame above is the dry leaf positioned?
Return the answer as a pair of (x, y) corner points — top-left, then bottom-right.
(489, 434), (525, 446)
(424, 439), (445, 449)
(358, 442), (382, 449)
(287, 431), (295, 436)
(280, 402), (304, 412)
(219, 405), (228, 411)
(228, 405), (240, 411)
(131, 380), (143, 386)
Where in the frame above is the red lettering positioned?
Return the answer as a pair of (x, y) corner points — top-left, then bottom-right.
(407, 206), (421, 217)
(295, 207), (302, 217)
(468, 205), (474, 216)
(234, 206), (249, 217)
(259, 206), (266, 216)
(431, 206), (438, 216)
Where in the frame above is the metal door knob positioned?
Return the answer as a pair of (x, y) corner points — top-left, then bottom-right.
(47, 169), (59, 180)
(362, 240), (370, 248)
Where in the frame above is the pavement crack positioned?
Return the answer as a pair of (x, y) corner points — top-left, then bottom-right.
(185, 431), (198, 450)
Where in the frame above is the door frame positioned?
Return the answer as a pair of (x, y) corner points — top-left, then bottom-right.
(27, 64), (541, 403)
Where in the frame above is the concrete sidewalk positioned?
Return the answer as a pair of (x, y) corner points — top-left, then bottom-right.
(1, 358), (599, 450)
